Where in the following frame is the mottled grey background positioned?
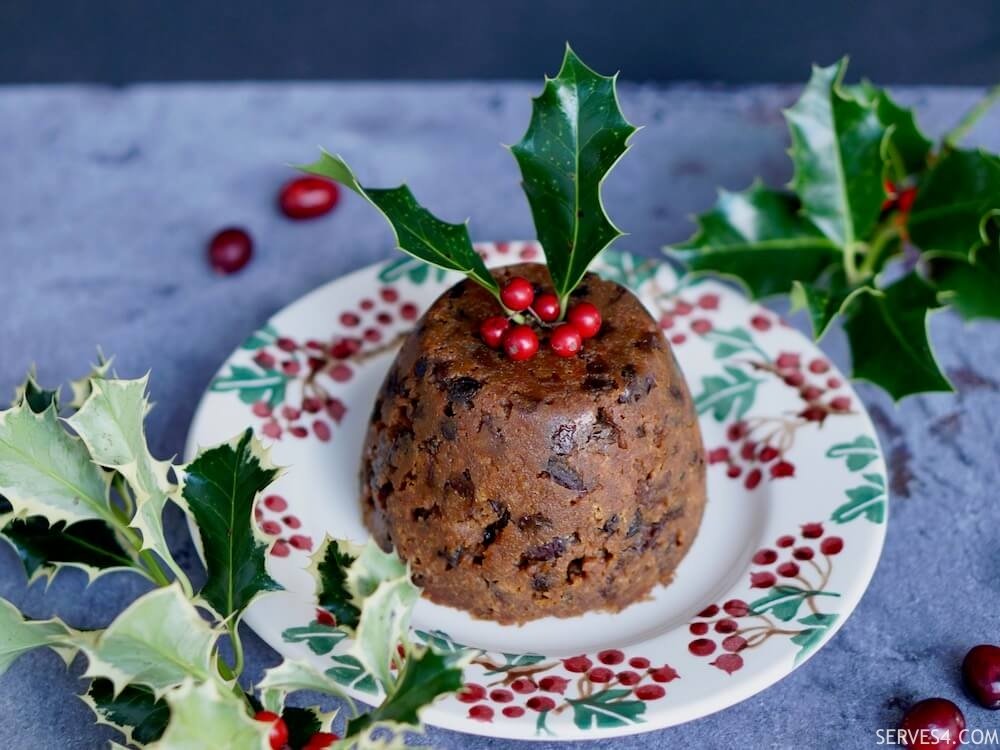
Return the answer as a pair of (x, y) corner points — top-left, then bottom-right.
(0, 81), (998, 749)
(1, 0), (999, 84)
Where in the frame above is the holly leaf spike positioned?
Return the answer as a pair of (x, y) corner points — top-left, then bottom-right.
(925, 212), (1000, 320)
(510, 44), (637, 305)
(148, 679), (269, 750)
(298, 151), (500, 298)
(182, 429), (282, 620)
(0, 597), (80, 676)
(784, 58), (888, 254)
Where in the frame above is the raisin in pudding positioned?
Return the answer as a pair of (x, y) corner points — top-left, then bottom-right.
(361, 263), (706, 624)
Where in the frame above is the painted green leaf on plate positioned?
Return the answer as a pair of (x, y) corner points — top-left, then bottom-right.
(567, 688), (647, 730)
(693, 366), (761, 422)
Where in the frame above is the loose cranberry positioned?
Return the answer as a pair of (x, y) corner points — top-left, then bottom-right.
(533, 292), (561, 322)
(567, 302), (602, 339)
(468, 705), (494, 722)
(253, 711), (288, 750)
(208, 227), (253, 275)
(503, 325), (539, 361)
(550, 324), (583, 357)
(303, 732), (340, 750)
(501, 277), (535, 311)
(480, 316), (510, 349)
(279, 176), (339, 219)
(898, 698), (965, 750)
(963, 644), (1000, 709)
(635, 684), (666, 700)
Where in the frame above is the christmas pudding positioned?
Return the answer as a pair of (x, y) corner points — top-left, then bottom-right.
(302, 47), (707, 622)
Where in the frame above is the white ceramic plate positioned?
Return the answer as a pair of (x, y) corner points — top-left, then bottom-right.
(186, 242), (888, 741)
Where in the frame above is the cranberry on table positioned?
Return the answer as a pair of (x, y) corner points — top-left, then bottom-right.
(500, 276), (535, 311)
(503, 325), (539, 361)
(898, 698), (965, 750)
(208, 227), (253, 274)
(533, 292), (561, 322)
(567, 302), (602, 339)
(550, 324), (583, 357)
(279, 176), (340, 219)
(479, 316), (510, 349)
(253, 710), (289, 750)
(963, 644), (1000, 709)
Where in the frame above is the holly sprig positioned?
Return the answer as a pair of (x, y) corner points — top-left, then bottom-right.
(670, 58), (1000, 400)
(0, 363), (466, 749)
(300, 45), (634, 318)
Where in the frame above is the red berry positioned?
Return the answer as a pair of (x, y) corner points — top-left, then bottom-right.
(808, 358), (830, 374)
(830, 396), (852, 412)
(715, 619), (738, 634)
(567, 302), (602, 339)
(489, 688), (514, 703)
(458, 683), (486, 703)
(270, 540), (290, 557)
(629, 657), (650, 669)
(468, 705), (494, 722)
(283, 515), (301, 529)
(777, 561), (800, 578)
(533, 292), (561, 322)
(727, 422), (748, 440)
(339, 312), (360, 327)
(674, 300), (693, 315)
(740, 441), (757, 461)
(511, 677), (537, 693)
(744, 468), (762, 490)
(501, 277), (535, 311)
(801, 523), (824, 539)
(671, 333), (687, 345)
(252, 401), (273, 418)
(635, 684), (666, 700)
(479, 316), (510, 349)
(801, 386), (824, 401)
(688, 638), (716, 656)
(289, 534), (312, 550)
(313, 420), (331, 442)
(253, 711), (289, 750)
(707, 447), (729, 464)
(776, 352), (800, 369)
(400, 302), (419, 320)
(898, 186), (918, 213)
(597, 649), (625, 665)
(563, 655), (593, 673)
(697, 293), (719, 310)
(588, 667), (614, 683)
(784, 372), (805, 387)
(360, 298), (374, 311)
(691, 318), (712, 334)
(820, 536), (844, 555)
(771, 461), (795, 478)
(315, 608), (335, 625)
(502, 706), (525, 718)
(962, 644), (1000, 709)
(659, 314), (675, 330)
(650, 665), (679, 682)
(279, 176), (339, 219)
(776, 535), (795, 548)
(617, 670), (641, 685)
(698, 604), (720, 618)
(264, 495), (287, 512)
(208, 227), (253, 275)
(261, 520), (281, 535)
(723, 599), (749, 617)
(503, 325), (539, 361)
(751, 314), (772, 331)
(793, 546), (814, 561)
(539, 675), (569, 693)
(898, 698), (965, 750)
(711, 653), (744, 674)
(801, 405), (827, 423)
(753, 548), (777, 565)
(526, 696), (556, 712)
(759, 446), (779, 462)
(723, 635), (748, 652)
(690, 622), (709, 635)
(726, 465), (742, 478)
(827, 376), (843, 389)
(750, 571), (776, 588)
(380, 287), (399, 302)
(549, 324), (583, 357)
(303, 732), (340, 750)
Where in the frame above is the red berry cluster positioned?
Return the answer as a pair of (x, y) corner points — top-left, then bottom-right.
(765, 352), (852, 422)
(686, 599), (752, 674)
(882, 179), (918, 216)
(254, 494), (313, 557)
(458, 650), (678, 722)
(658, 292), (720, 345)
(748, 523), (843, 591)
(254, 710), (339, 750)
(480, 277), (602, 361)
(707, 420), (796, 490)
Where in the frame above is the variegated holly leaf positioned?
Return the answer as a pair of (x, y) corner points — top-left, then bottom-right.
(785, 59), (888, 249)
(84, 678), (169, 746)
(567, 688), (647, 730)
(693, 366), (762, 422)
(182, 429), (282, 619)
(909, 148), (1000, 256)
(842, 273), (952, 399)
(670, 183), (840, 298)
(0, 400), (115, 528)
(69, 353), (113, 410)
(511, 45), (637, 303)
(849, 81), (932, 176)
(67, 376), (189, 592)
(299, 151), (499, 297)
(347, 646), (467, 737)
(0, 597), (80, 676)
(82, 585), (218, 697)
(2, 516), (135, 583)
(257, 659), (352, 717)
(148, 679), (269, 750)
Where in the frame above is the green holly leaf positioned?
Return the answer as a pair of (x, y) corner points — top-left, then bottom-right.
(567, 688), (647, 730)
(282, 706), (324, 750)
(210, 364), (288, 407)
(850, 81), (932, 176)
(670, 183), (840, 298)
(785, 59), (888, 248)
(925, 215), (1000, 320)
(790, 273), (855, 340)
(67, 376), (189, 592)
(0, 597), (79, 676)
(148, 680), (269, 750)
(0, 400), (115, 528)
(510, 45), (637, 304)
(299, 151), (499, 297)
(347, 646), (466, 736)
(692, 366), (762, 422)
(312, 538), (362, 629)
(832, 474), (887, 524)
(2, 516), (134, 583)
(843, 273), (952, 399)
(909, 148), (1000, 256)
(69, 353), (113, 410)
(12, 372), (60, 414)
(825, 435), (879, 472)
(182, 429), (282, 620)
(84, 678), (170, 746)
(82, 585), (218, 697)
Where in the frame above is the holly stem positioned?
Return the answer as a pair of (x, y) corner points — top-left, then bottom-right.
(112, 473), (135, 518)
(110, 505), (173, 587)
(859, 224), (900, 279)
(943, 83), (1000, 148)
(843, 243), (863, 287)
(227, 620), (245, 678)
